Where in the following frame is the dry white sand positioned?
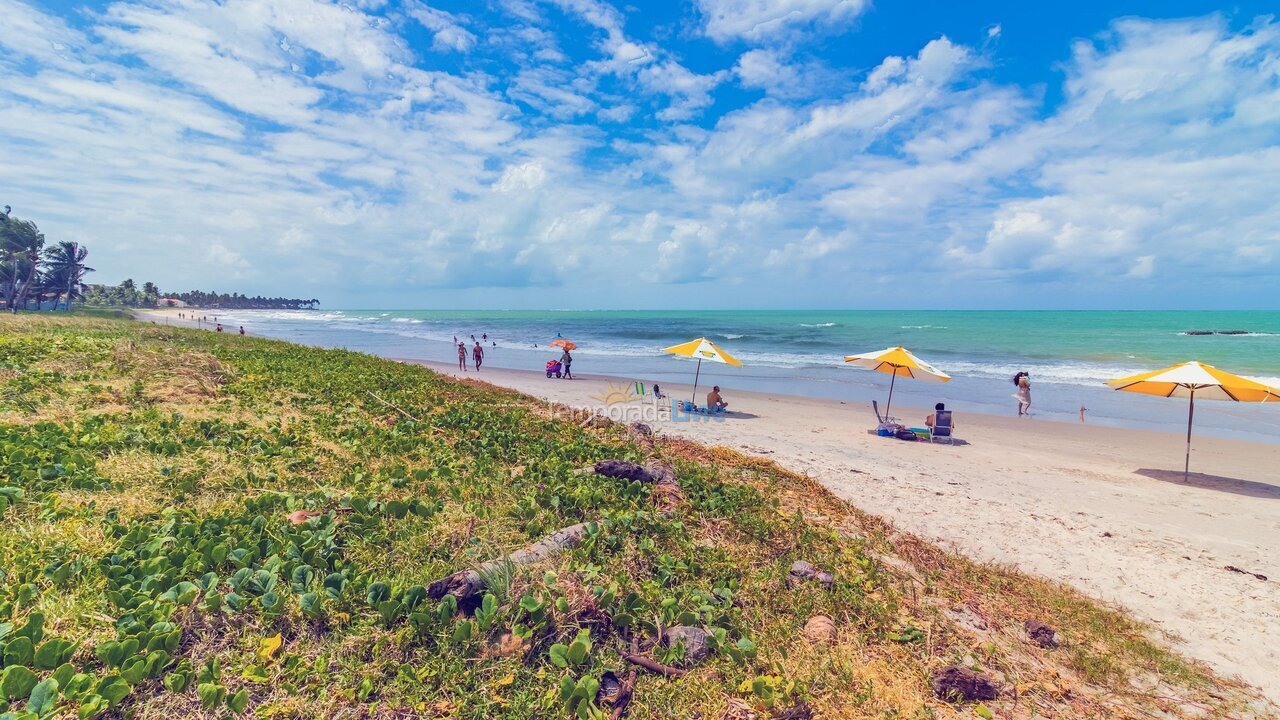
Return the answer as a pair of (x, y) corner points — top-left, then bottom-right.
(416, 361), (1280, 701)
(133, 308), (1280, 700)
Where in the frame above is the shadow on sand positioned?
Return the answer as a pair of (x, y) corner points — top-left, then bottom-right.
(1134, 468), (1280, 499)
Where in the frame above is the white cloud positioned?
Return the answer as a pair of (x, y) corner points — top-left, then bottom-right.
(734, 48), (841, 99)
(1, 2), (1277, 307)
(408, 2), (478, 52)
(698, 0), (869, 43)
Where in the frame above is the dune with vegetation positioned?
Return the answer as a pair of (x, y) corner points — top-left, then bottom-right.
(0, 312), (1272, 719)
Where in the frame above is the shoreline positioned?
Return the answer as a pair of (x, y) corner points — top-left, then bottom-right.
(404, 358), (1280, 701)
(132, 307), (1280, 444)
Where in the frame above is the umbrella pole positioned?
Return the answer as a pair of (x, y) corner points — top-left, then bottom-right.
(691, 358), (702, 405)
(1185, 389), (1195, 481)
(885, 372), (898, 419)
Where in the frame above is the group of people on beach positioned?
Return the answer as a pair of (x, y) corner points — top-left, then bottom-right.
(453, 333), (498, 372)
(457, 340), (485, 371)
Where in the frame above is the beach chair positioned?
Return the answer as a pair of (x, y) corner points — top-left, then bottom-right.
(873, 400), (900, 426)
(928, 410), (954, 444)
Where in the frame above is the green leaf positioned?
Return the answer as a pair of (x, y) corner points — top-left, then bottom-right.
(33, 639), (75, 670)
(226, 688), (248, 714)
(162, 670), (191, 694)
(401, 586), (427, 611)
(195, 683), (225, 710)
(975, 705), (994, 720)
(548, 644), (569, 668)
(566, 630), (591, 665)
(76, 695), (108, 720)
(2, 637), (33, 667)
(322, 573), (346, 600)
(376, 600), (402, 627)
(95, 675), (130, 707)
(450, 619), (472, 643)
(92, 641), (121, 668)
(299, 593), (323, 620)
(12, 615), (43, 645)
(365, 582), (391, 606)
(49, 665), (74, 692)
(118, 657), (146, 685)
(290, 566), (314, 593)
(2, 667), (38, 701)
(27, 678), (58, 715)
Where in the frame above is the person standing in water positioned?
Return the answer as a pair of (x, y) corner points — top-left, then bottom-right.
(472, 341), (484, 371)
(1013, 372), (1032, 416)
(457, 342), (468, 371)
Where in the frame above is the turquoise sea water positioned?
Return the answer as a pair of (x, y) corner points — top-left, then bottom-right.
(196, 309), (1280, 442)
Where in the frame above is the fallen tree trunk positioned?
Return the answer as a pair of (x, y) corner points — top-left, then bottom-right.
(427, 522), (591, 600)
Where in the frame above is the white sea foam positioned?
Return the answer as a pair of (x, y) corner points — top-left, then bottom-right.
(799, 322), (837, 328)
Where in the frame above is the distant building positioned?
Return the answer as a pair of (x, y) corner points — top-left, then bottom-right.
(161, 298), (188, 308)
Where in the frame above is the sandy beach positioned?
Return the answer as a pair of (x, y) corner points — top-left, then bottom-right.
(412, 359), (1280, 701)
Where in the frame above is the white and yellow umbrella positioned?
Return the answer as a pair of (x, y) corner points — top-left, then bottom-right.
(1107, 361), (1280, 479)
(662, 337), (743, 404)
(844, 346), (951, 418)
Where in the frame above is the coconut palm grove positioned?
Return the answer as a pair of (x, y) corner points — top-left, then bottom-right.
(0, 208), (317, 312)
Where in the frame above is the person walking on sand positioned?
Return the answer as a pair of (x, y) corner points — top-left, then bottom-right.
(472, 341), (484, 371)
(1013, 372), (1032, 416)
(457, 342), (468, 371)
(560, 348), (573, 380)
(239, 326), (245, 336)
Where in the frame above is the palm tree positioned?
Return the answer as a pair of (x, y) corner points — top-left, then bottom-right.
(0, 215), (45, 312)
(42, 241), (94, 311)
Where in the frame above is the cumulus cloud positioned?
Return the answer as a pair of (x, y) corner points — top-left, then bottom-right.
(697, 0), (869, 43)
(408, 2), (478, 52)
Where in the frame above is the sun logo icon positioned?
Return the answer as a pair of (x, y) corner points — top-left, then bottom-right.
(592, 381), (637, 406)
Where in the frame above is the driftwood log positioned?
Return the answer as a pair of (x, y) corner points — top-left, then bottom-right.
(592, 458), (684, 514)
(427, 522), (591, 600)
(620, 653), (687, 677)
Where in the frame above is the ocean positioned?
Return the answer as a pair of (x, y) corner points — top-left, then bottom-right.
(186, 309), (1280, 443)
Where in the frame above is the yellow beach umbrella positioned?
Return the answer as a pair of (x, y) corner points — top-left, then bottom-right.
(844, 346), (951, 418)
(662, 337), (743, 403)
(1106, 361), (1280, 479)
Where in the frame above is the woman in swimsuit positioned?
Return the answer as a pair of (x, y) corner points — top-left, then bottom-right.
(1013, 372), (1031, 416)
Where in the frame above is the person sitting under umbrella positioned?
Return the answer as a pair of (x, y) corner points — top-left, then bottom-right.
(707, 385), (728, 411)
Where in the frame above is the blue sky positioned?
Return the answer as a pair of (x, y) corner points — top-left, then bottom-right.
(2, 0), (1278, 309)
